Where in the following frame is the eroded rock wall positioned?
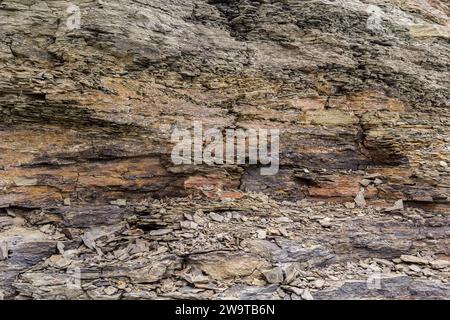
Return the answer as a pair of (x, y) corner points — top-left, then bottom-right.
(0, 0), (449, 299)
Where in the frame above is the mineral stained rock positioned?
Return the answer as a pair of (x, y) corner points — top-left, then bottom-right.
(0, 0), (449, 300)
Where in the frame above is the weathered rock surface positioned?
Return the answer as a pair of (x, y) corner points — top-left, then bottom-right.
(0, 0), (449, 299)
(1, 196), (449, 300)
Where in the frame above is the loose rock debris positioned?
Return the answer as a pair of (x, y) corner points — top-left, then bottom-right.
(0, 193), (448, 300)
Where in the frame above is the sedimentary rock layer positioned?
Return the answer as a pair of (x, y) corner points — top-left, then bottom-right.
(0, 0), (449, 299)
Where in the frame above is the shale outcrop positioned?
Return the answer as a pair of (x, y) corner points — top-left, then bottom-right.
(0, 0), (449, 299)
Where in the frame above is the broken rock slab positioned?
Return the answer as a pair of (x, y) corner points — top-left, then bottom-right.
(0, 242), (8, 260)
(262, 267), (284, 284)
(385, 200), (404, 212)
(400, 255), (429, 265)
(354, 191), (366, 207)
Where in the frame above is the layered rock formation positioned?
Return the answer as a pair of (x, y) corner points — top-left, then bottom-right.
(0, 0), (449, 299)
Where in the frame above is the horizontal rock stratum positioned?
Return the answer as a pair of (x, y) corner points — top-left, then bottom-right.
(0, 0), (449, 300)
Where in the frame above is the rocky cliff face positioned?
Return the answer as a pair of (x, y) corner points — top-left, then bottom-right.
(0, 0), (449, 299)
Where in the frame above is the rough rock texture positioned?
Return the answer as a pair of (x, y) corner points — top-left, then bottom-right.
(1, 196), (449, 299)
(0, 0), (449, 299)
